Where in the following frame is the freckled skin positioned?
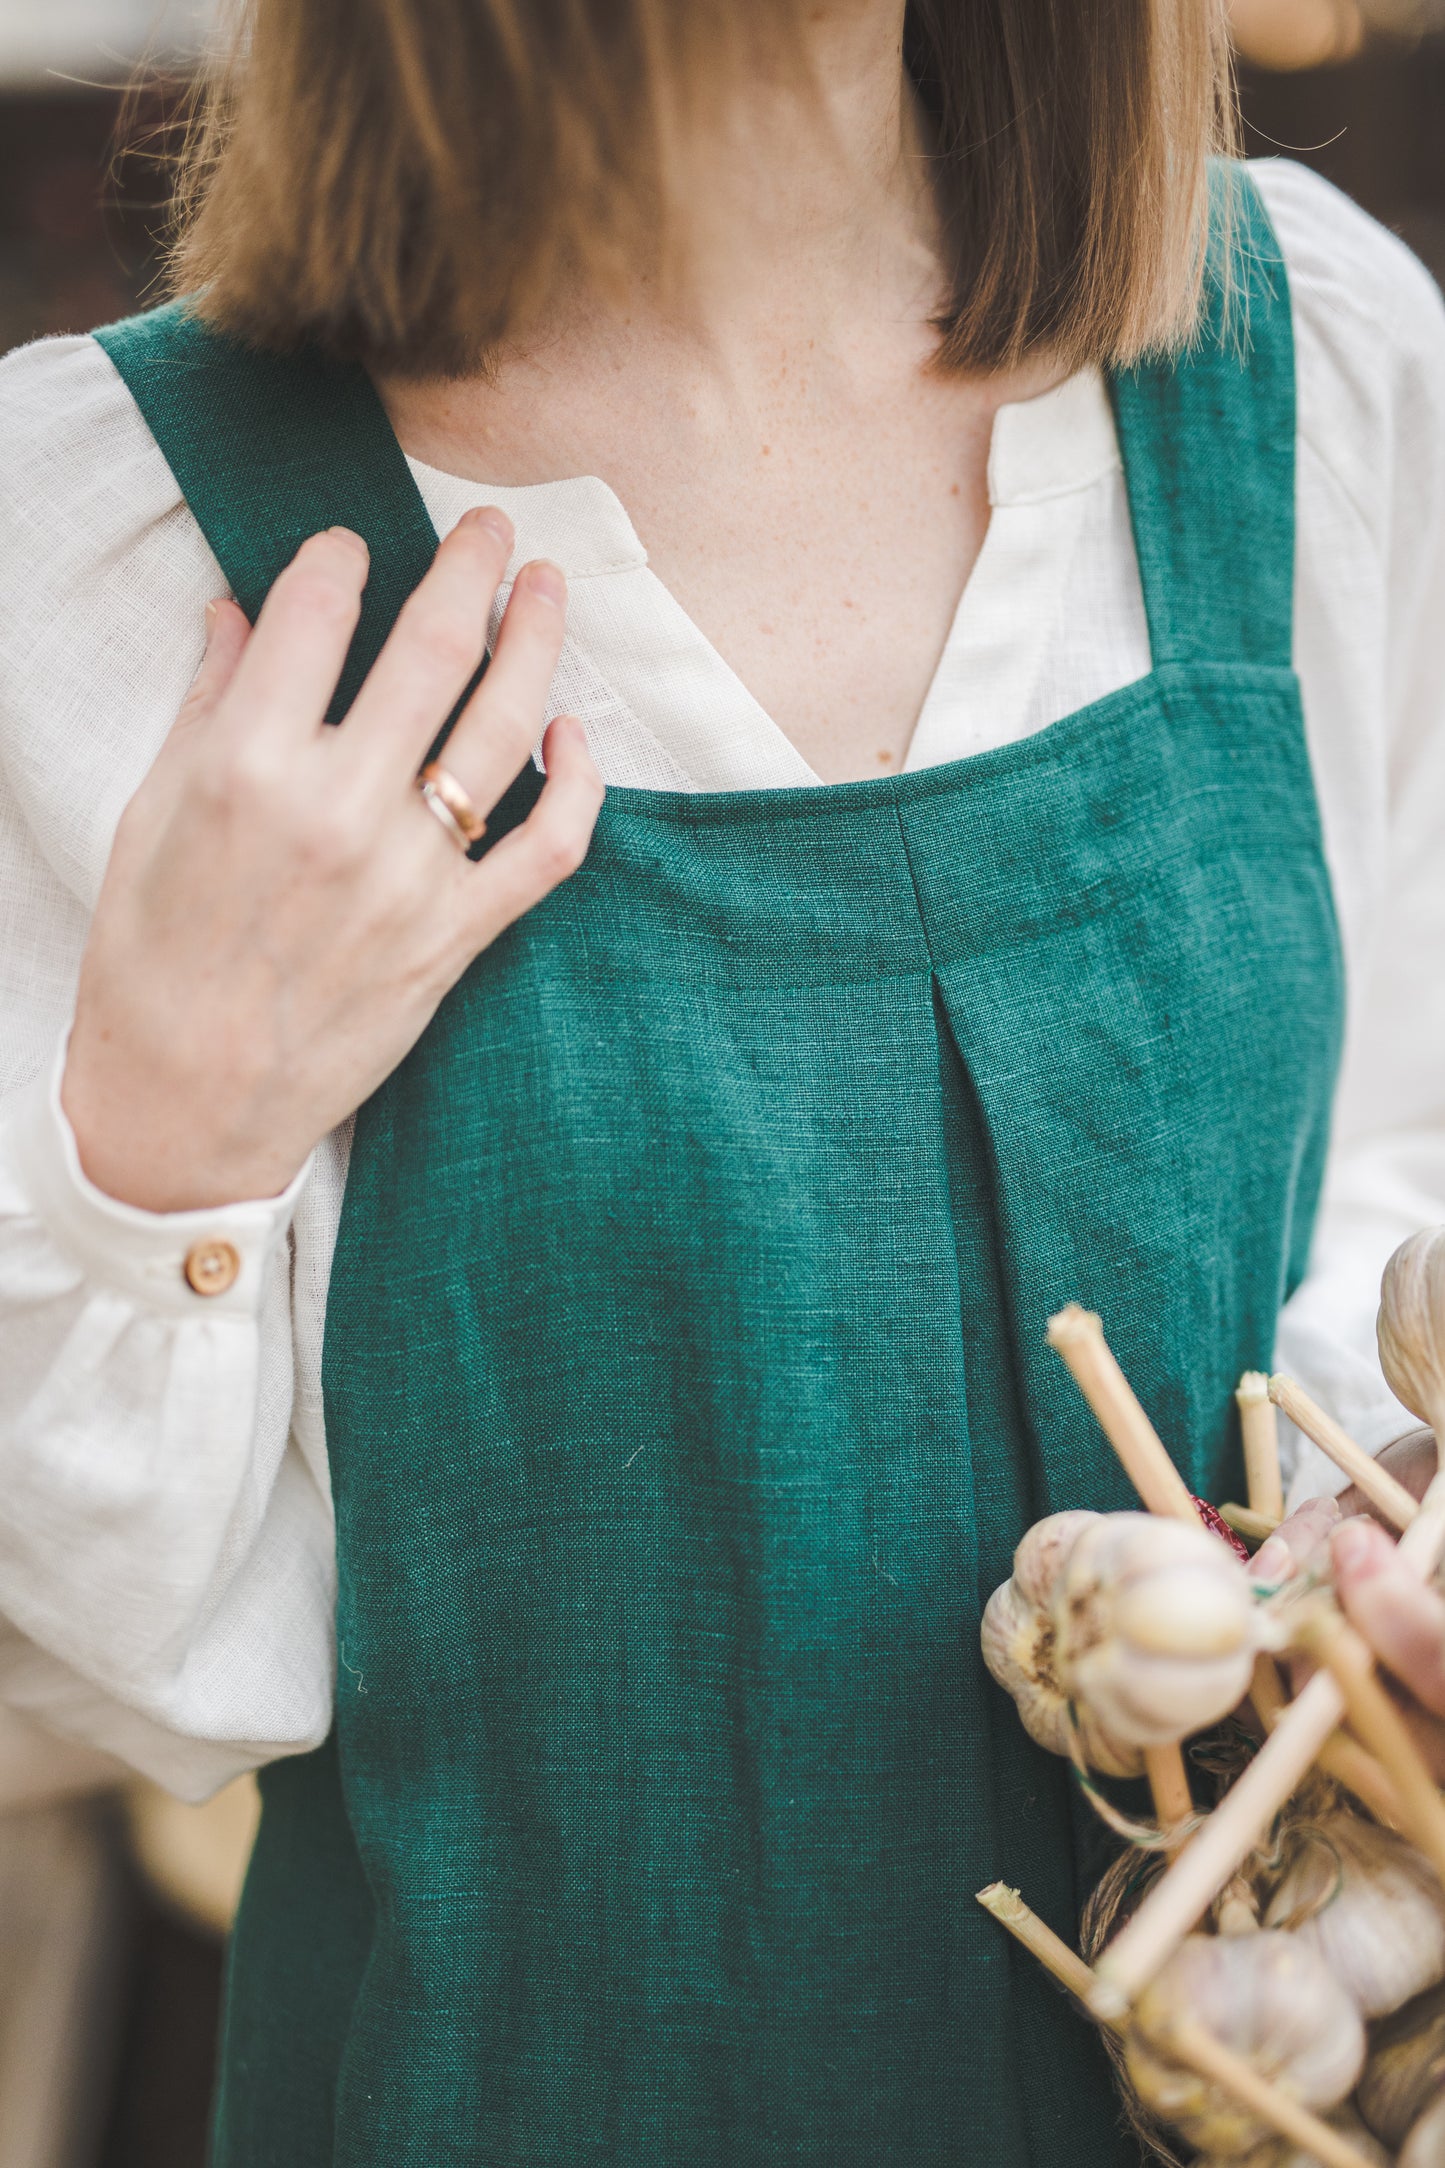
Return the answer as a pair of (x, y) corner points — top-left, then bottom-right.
(380, 4), (1069, 782)
(385, 341), (1061, 783)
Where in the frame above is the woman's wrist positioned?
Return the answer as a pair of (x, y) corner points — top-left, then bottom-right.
(5, 1054), (307, 1318)
(61, 1022), (308, 1215)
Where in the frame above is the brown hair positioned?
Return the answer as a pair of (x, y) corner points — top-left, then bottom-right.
(165, 0), (1238, 377)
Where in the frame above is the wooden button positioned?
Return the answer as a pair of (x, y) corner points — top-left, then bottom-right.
(183, 1239), (241, 1297)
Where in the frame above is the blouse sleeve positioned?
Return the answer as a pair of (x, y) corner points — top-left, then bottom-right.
(1257, 160), (1445, 1502)
(0, 333), (337, 1799)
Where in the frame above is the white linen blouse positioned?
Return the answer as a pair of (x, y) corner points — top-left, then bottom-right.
(2, 159), (1444, 1799)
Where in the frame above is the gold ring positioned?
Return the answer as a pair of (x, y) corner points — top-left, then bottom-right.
(418, 761), (487, 852)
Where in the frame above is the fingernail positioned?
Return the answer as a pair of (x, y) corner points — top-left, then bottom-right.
(461, 506), (513, 546)
(327, 527), (370, 562)
(522, 560), (566, 606)
(204, 598), (220, 637)
(1251, 1536), (1293, 1585)
(1333, 1518), (1388, 1578)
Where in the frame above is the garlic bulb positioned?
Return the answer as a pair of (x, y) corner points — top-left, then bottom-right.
(1125, 1931), (1365, 2156)
(980, 1511), (1140, 1776)
(1378, 1225), (1445, 1431)
(981, 1509), (1258, 1775)
(1358, 1983), (1445, 2148)
(1403, 2088), (1445, 2168)
(1263, 1812), (1445, 2021)
(1057, 1513), (1257, 1747)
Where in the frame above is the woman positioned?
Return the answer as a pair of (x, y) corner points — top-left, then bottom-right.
(1, 1), (1443, 2160)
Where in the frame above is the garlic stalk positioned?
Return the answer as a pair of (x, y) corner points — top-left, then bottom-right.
(980, 1509), (1258, 1776)
(1211, 2110), (1390, 2168)
(1403, 2088), (1445, 2168)
(1124, 1931), (1365, 2156)
(1238, 1371), (1285, 1524)
(1358, 1983), (1445, 2149)
(1263, 1812), (1445, 2021)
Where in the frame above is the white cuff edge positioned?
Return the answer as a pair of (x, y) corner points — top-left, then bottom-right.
(1, 1043), (312, 1317)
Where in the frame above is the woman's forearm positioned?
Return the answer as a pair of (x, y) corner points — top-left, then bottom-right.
(0, 1058), (336, 1796)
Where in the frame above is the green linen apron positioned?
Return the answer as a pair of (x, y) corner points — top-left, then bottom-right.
(96, 170), (1344, 2167)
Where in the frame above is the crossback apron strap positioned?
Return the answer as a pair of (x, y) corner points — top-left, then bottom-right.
(1108, 163), (1295, 674)
(93, 302), (441, 722)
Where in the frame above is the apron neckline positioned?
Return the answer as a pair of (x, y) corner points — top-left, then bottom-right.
(591, 658), (1299, 825)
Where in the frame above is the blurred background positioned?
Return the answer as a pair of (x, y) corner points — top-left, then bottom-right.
(0, 0), (1442, 2163)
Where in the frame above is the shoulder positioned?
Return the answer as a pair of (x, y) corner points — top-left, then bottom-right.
(1248, 158), (1445, 538)
(0, 333), (219, 904)
(0, 329), (194, 552)
(1250, 155), (1441, 326)
(0, 327), (205, 651)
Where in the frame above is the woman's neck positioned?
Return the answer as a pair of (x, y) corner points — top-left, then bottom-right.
(634, 0), (938, 373)
(388, 0), (939, 418)
(380, 0), (1068, 786)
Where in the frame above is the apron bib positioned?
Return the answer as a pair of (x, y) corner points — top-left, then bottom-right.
(98, 171), (1344, 2168)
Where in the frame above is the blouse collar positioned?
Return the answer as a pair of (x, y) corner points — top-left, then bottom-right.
(987, 367), (1121, 508)
(403, 460), (649, 581)
(406, 367), (1120, 582)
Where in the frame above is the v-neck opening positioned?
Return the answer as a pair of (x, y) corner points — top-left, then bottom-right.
(399, 366), (1122, 792)
(94, 165), (1291, 786)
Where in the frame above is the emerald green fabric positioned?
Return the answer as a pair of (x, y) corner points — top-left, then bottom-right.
(96, 169), (1344, 2167)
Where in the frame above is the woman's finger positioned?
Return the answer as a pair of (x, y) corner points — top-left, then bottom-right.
(455, 716), (603, 945)
(171, 598), (251, 739)
(1251, 1494), (1340, 1587)
(344, 508), (514, 778)
(1332, 1515), (1445, 1718)
(433, 559), (569, 813)
(216, 528), (371, 744)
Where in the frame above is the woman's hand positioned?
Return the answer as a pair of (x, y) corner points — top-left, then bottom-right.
(1331, 1462), (1445, 1784)
(1257, 1429), (1445, 1781)
(62, 511), (603, 1212)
